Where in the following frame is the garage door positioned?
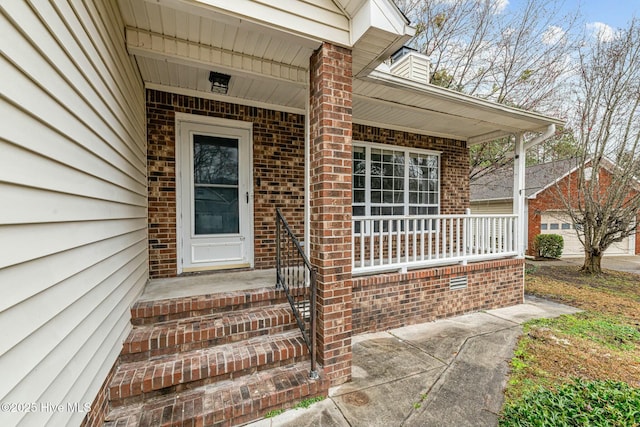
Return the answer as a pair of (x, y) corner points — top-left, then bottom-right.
(540, 213), (633, 257)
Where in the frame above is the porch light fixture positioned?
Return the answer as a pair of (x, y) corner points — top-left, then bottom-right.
(209, 71), (231, 94)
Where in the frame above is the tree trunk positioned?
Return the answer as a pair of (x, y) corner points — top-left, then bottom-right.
(581, 250), (602, 274)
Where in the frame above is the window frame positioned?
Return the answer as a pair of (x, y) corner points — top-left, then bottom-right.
(352, 141), (441, 218)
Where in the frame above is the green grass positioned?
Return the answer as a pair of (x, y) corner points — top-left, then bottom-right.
(294, 396), (324, 409)
(502, 266), (640, 425)
(500, 378), (640, 427)
(529, 312), (640, 351)
(264, 409), (285, 418)
(505, 327), (552, 399)
(412, 392), (429, 410)
(264, 396), (325, 419)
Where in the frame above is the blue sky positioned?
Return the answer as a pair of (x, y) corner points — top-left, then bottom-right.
(577, 0), (640, 29)
(505, 0), (640, 34)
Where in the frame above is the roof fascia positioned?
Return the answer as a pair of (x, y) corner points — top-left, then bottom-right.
(364, 69), (564, 134)
(350, 0), (414, 44)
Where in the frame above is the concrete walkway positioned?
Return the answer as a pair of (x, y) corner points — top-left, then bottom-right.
(247, 296), (580, 427)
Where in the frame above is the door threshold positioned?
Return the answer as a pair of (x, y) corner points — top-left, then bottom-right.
(181, 263), (252, 274)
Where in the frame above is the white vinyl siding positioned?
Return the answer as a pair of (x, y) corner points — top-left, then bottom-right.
(0, 1), (146, 426)
(470, 200), (513, 215)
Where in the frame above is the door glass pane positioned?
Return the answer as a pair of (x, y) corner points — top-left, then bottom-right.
(194, 135), (238, 185)
(193, 135), (239, 235)
(194, 187), (239, 234)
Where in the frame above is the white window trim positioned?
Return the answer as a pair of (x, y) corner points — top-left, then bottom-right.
(353, 140), (442, 217)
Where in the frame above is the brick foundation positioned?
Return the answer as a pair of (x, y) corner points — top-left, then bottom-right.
(80, 364), (115, 427)
(352, 259), (525, 334)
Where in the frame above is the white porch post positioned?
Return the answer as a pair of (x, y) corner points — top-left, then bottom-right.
(513, 133), (526, 257)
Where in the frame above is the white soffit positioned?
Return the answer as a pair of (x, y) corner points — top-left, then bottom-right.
(125, 26), (310, 85)
(142, 0), (352, 46)
(354, 70), (563, 142)
(119, 0), (320, 80)
(120, 0), (414, 79)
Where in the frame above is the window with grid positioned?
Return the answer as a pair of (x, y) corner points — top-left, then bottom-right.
(353, 143), (440, 218)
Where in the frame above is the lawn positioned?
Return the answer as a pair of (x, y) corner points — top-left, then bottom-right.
(500, 263), (640, 426)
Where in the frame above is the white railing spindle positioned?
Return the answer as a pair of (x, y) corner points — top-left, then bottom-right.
(352, 214), (518, 274)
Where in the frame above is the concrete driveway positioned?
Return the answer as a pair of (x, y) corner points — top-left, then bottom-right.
(534, 255), (640, 275)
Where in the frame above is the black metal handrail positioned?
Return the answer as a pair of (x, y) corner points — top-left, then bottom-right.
(275, 208), (318, 379)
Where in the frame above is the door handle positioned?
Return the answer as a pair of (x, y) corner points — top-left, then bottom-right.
(246, 192), (249, 203)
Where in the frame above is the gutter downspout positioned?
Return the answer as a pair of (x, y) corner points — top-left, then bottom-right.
(513, 124), (556, 258)
(524, 124), (556, 151)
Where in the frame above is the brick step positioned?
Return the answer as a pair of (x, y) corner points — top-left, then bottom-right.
(105, 361), (328, 427)
(130, 287), (290, 325)
(120, 303), (298, 362)
(109, 330), (310, 407)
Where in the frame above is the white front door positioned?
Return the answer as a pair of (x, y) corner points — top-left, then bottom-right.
(177, 116), (253, 272)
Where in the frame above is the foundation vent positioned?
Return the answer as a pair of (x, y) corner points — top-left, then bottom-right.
(450, 276), (468, 290)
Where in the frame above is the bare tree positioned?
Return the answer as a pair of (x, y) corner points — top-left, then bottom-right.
(552, 19), (640, 274)
(395, 0), (582, 178)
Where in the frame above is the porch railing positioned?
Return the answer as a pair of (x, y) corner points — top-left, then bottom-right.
(275, 208), (318, 379)
(353, 213), (518, 275)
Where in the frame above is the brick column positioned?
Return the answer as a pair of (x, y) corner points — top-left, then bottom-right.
(309, 42), (353, 385)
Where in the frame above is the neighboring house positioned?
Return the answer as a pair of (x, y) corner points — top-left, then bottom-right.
(471, 159), (640, 257)
(1, 1), (563, 426)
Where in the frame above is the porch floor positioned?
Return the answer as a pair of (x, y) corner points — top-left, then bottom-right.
(140, 268), (276, 301)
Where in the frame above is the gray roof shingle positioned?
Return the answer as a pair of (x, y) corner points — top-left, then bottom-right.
(470, 158), (579, 201)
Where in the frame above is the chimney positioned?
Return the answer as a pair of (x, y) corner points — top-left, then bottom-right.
(389, 47), (431, 85)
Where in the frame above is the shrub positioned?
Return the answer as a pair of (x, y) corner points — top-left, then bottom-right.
(534, 234), (564, 258)
(500, 378), (640, 427)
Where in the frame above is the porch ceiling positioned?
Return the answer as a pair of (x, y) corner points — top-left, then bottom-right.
(118, 0), (412, 81)
(354, 71), (565, 143)
(135, 57), (308, 110)
(120, 0), (562, 142)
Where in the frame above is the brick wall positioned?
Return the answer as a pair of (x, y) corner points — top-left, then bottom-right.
(526, 166), (640, 256)
(637, 214), (640, 255)
(146, 94), (474, 278)
(525, 167), (578, 255)
(637, 215), (640, 255)
(309, 42), (354, 386)
(353, 124), (469, 214)
(352, 259), (524, 334)
(527, 201), (542, 256)
(147, 90), (305, 278)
